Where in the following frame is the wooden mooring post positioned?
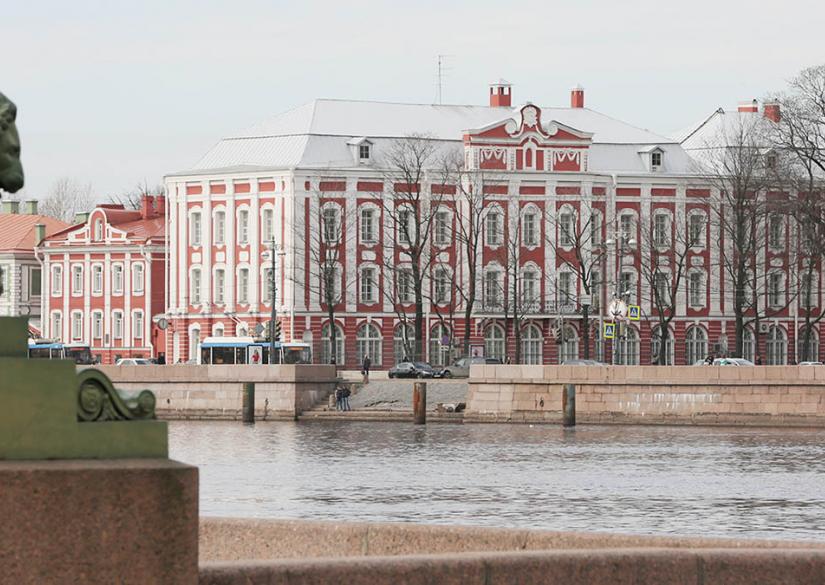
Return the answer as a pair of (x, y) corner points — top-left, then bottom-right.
(413, 382), (427, 425)
(563, 383), (576, 427)
(243, 382), (255, 423)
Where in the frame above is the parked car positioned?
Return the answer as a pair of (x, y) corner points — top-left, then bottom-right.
(562, 359), (606, 366)
(115, 358), (153, 366)
(388, 361), (435, 378)
(694, 358), (755, 366)
(439, 356), (502, 378)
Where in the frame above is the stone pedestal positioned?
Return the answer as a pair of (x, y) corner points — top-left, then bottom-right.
(0, 458), (198, 584)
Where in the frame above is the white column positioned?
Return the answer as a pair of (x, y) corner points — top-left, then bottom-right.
(225, 182), (236, 312)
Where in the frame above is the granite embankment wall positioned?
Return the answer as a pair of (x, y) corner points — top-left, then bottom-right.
(198, 518), (825, 584)
(90, 365), (336, 420)
(466, 365), (825, 427)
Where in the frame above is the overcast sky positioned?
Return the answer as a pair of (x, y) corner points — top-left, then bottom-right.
(3, 0), (824, 201)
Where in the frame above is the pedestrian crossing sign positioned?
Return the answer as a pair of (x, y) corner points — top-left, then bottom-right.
(628, 305), (641, 321)
(604, 322), (615, 339)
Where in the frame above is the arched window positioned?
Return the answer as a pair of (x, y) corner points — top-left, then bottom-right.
(742, 328), (755, 362)
(356, 323), (382, 366)
(429, 323), (453, 367)
(189, 327), (201, 361)
(394, 323), (415, 364)
(521, 324), (543, 364)
(617, 326), (639, 365)
(484, 324), (506, 361)
(797, 326), (819, 363)
(560, 324), (579, 363)
(650, 326), (674, 365)
(766, 325), (787, 365)
(685, 326), (708, 365)
(321, 322), (345, 365)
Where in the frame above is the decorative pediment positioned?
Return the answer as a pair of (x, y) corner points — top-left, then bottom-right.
(464, 104), (593, 172)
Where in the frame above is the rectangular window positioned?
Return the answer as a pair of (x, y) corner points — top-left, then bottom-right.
(485, 211), (502, 246)
(689, 215), (705, 247)
(51, 313), (62, 340)
(238, 210), (249, 244)
(238, 268), (249, 304)
(361, 208), (376, 243)
(92, 313), (103, 339)
(769, 273), (783, 307)
(214, 211), (225, 245)
(51, 265), (62, 296)
(30, 268), (42, 297)
(620, 215), (633, 242)
(559, 213), (574, 246)
(398, 209), (412, 244)
(523, 213), (537, 247)
(689, 272), (703, 307)
(651, 151), (662, 168)
(71, 265), (83, 295)
(0, 265), (7, 298)
(322, 265), (341, 304)
(92, 265), (103, 294)
(769, 215), (783, 249)
(435, 210), (450, 246)
(434, 267), (449, 303)
(589, 213), (601, 246)
(655, 272), (670, 304)
(654, 214), (669, 247)
(214, 269), (225, 304)
(113, 313), (123, 340)
(801, 274), (815, 309)
(191, 269), (201, 304)
(132, 264), (144, 294)
(591, 272), (601, 311)
(112, 265), (123, 294)
(71, 312), (82, 340)
(361, 268), (376, 303)
(262, 209), (274, 244)
(133, 312), (144, 340)
(523, 271), (538, 309)
(323, 208), (339, 243)
(620, 271), (634, 301)
(557, 272), (572, 308)
(359, 144), (370, 160)
(485, 270), (501, 308)
(191, 213), (202, 247)
(397, 270), (412, 304)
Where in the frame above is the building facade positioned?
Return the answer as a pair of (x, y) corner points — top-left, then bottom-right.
(38, 196), (167, 364)
(0, 200), (69, 331)
(163, 85), (822, 367)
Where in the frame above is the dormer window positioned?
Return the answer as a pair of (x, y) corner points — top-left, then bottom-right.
(651, 151), (662, 169)
(639, 146), (665, 172)
(359, 144), (371, 161)
(348, 137), (373, 165)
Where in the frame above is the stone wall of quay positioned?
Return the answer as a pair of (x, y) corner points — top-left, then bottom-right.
(90, 364), (337, 420)
(466, 365), (825, 427)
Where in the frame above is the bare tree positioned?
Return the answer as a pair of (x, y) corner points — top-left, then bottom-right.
(545, 201), (607, 360)
(637, 209), (700, 364)
(378, 135), (450, 361)
(771, 65), (825, 360)
(699, 116), (790, 358)
(294, 191), (358, 364)
(39, 177), (95, 222)
(111, 180), (164, 210)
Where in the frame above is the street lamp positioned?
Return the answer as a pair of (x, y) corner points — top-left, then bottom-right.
(605, 233), (636, 365)
(263, 239), (285, 364)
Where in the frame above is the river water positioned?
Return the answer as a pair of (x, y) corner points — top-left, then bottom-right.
(169, 421), (825, 541)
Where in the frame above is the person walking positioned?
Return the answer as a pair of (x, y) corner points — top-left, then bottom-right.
(342, 385), (351, 411)
(362, 354), (371, 384)
(335, 385), (343, 411)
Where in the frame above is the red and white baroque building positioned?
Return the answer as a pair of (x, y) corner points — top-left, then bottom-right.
(38, 196), (167, 364)
(163, 82), (823, 367)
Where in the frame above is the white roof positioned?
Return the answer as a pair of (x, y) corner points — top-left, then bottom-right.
(176, 98), (692, 175)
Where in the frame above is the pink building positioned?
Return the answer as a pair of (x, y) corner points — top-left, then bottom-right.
(162, 83), (819, 367)
(38, 196), (167, 364)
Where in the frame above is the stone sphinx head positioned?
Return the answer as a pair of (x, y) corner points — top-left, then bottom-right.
(0, 92), (24, 194)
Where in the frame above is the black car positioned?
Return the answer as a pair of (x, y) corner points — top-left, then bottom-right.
(388, 361), (435, 379)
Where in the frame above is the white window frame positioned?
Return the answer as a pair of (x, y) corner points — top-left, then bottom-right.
(112, 264), (124, 295)
(360, 266), (377, 304)
(214, 210), (226, 246)
(322, 205), (341, 244)
(360, 206), (377, 245)
(113, 311), (124, 340)
(434, 209), (450, 246)
(485, 209), (503, 247)
(71, 264), (83, 296)
(92, 311), (103, 339)
(191, 268), (201, 305)
(238, 209), (249, 245)
(92, 264), (103, 295)
(132, 264), (145, 295)
(262, 208), (275, 244)
(214, 268), (226, 305)
(71, 311), (83, 341)
(190, 212), (202, 247)
(238, 267), (250, 304)
(51, 265), (62, 296)
(51, 311), (62, 340)
(133, 311), (144, 341)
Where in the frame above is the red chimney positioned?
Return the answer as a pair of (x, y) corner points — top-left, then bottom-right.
(763, 101), (781, 123)
(570, 85), (585, 108)
(489, 80), (512, 107)
(737, 99), (758, 113)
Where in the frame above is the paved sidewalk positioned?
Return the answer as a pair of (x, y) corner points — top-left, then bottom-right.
(344, 379), (468, 411)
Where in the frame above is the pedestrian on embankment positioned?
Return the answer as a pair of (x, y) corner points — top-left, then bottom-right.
(362, 354), (371, 384)
(335, 385), (343, 411)
(342, 386), (351, 411)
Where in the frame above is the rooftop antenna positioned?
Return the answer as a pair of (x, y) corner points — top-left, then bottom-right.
(435, 54), (453, 105)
